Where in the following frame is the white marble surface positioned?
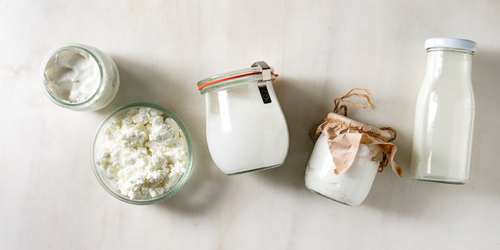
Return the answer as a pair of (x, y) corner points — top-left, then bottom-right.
(1, 0), (500, 249)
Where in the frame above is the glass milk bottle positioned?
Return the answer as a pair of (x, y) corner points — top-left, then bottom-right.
(197, 61), (289, 175)
(411, 38), (476, 184)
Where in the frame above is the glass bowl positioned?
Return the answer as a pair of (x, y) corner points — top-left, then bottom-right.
(91, 102), (193, 205)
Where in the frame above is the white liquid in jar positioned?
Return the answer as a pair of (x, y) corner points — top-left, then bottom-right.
(205, 81), (289, 174)
(410, 49), (474, 184)
(305, 133), (381, 206)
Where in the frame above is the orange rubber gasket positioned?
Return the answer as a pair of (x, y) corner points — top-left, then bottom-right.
(198, 71), (278, 91)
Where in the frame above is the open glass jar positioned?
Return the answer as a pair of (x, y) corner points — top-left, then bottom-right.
(197, 61), (289, 175)
(40, 43), (120, 111)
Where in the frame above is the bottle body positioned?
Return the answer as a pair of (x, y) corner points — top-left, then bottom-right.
(411, 48), (475, 184)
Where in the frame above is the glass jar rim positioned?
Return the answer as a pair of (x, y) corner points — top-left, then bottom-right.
(426, 47), (475, 55)
(90, 102), (194, 205)
(197, 64), (277, 94)
(40, 43), (104, 107)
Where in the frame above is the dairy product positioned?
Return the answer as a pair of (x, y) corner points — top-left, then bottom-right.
(410, 45), (475, 184)
(198, 61), (289, 175)
(44, 48), (100, 103)
(40, 43), (120, 111)
(96, 107), (188, 200)
(305, 134), (381, 206)
(205, 81), (289, 174)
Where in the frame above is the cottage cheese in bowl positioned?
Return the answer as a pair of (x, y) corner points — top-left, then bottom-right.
(91, 103), (193, 205)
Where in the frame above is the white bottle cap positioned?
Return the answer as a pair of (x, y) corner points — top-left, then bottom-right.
(424, 38), (477, 52)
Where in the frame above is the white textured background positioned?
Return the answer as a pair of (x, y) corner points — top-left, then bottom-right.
(1, 0), (500, 249)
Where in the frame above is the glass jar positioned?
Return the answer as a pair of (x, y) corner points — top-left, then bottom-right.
(40, 43), (120, 111)
(197, 61), (289, 175)
(305, 133), (382, 206)
(411, 38), (477, 184)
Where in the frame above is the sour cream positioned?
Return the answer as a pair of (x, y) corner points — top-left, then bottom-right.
(44, 48), (100, 103)
(40, 43), (120, 111)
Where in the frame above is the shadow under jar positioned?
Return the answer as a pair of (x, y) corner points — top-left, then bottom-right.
(197, 61), (289, 175)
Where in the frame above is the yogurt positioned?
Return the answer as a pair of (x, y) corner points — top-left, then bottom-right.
(305, 133), (380, 206)
(40, 43), (120, 111)
(44, 48), (100, 103)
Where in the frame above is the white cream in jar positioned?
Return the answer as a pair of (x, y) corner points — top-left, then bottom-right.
(305, 134), (381, 206)
(40, 43), (120, 111)
(44, 49), (100, 103)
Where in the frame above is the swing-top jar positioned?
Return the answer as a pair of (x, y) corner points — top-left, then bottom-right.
(197, 61), (289, 175)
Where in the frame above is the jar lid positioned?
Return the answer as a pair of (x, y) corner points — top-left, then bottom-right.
(424, 38), (477, 52)
(197, 61), (278, 94)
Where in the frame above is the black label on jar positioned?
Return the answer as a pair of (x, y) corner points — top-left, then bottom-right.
(258, 85), (272, 104)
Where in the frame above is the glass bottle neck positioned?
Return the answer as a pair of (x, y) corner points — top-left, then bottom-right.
(424, 48), (473, 80)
